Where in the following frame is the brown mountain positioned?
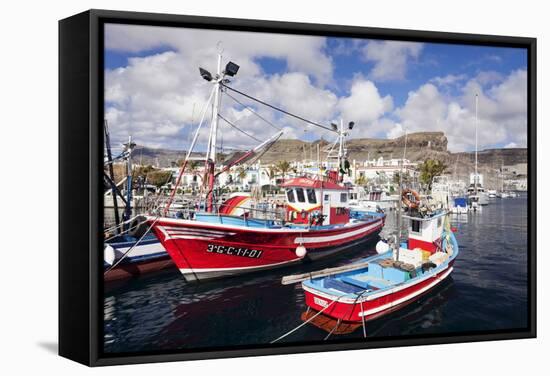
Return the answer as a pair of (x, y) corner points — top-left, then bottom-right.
(130, 131), (527, 189)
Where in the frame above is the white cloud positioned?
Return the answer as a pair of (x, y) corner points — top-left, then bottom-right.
(104, 24), (526, 154)
(394, 69), (527, 151)
(430, 74), (467, 87)
(105, 23), (333, 87)
(362, 41), (423, 81)
(337, 80), (394, 131)
(104, 24), (342, 149)
(385, 123), (405, 139)
(475, 70), (503, 86)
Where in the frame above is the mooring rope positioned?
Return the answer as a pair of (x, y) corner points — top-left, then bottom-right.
(360, 300), (367, 338)
(323, 318), (341, 341)
(270, 297), (341, 344)
(103, 217), (145, 243)
(103, 214), (140, 234)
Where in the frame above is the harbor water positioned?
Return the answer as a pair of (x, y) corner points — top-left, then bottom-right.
(103, 196), (528, 353)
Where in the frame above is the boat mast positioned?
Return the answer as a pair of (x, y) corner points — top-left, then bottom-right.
(205, 50), (224, 212)
(396, 128), (407, 259)
(207, 52), (223, 165)
(474, 93), (479, 196)
(104, 120), (121, 233)
(501, 160), (505, 192)
(123, 135), (135, 224)
(338, 119), (345, 173)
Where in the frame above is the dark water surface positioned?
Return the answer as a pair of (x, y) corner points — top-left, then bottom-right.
(104, 196), (528, 353)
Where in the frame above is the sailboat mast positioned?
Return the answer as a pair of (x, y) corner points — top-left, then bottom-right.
(396, 128), (407, 259)
(501, 160), (504, 192)
(474, 93), (479, 195)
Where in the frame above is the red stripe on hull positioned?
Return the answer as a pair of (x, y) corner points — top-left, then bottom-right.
(304, 265), (452, 322)
(408, 237), (438, 253)
(150, 218), (384, 279)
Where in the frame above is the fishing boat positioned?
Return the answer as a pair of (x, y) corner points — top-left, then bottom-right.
(284, 195), (458, 327)
(103, 125), (170, 282)
(145, 50), (386, 282)
(431, 175), (468, 214)
(451, 197), (469, 214)
(104, 233), (172, 282)
(348, 186), (398, 212)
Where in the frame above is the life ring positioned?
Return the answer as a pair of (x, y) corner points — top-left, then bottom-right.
(402, 189), (421, 209)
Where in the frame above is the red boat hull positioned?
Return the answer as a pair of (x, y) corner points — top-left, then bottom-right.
(103, 256), (174, 282)
(303, 262), (455, 323)
(150, 216), (384, 281)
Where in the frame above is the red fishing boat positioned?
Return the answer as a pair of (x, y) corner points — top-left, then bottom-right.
(145, 50), (385, 282)
(283, 195), (458, 329)
(150, 177), (385, 281)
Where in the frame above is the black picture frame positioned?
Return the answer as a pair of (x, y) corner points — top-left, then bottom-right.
(59, 9), (537, 366)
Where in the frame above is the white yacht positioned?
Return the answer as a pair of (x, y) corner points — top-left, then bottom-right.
(349, 186), (398, 212)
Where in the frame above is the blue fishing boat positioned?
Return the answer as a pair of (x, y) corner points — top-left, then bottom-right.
(283, 197), (459, 330)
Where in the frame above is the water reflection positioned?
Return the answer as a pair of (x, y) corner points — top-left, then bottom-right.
(104, 197), (528, 353)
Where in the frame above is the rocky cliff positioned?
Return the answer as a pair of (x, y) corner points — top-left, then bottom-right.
(129, 131), (527, 189)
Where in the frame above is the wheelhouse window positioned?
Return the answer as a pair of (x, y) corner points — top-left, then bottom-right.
(411, 219), (421, 233)
(296, 188), (306, 203)
(286, 188), (295, 203)
(306, 188), (317, 204)
(340, 193), (347, 202)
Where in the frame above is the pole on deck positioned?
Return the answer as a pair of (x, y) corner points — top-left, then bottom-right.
(104, 120), (120, 234)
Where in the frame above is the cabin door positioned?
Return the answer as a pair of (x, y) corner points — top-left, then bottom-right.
(322, 193), (331, 224)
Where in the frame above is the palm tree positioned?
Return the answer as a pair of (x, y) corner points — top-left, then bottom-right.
(188, 160), (200, 172)
(276, 160), (291, 181)
(392, 171), (411, 186)
(146, 170), (173, 188)
(186, 160), (201, 193)
(355, 174), (367, 186)
(418, 159), (447, 190)
(236, 166), (247, 182)
(267, 165), (278, 185)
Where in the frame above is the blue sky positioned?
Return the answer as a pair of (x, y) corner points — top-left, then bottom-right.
(104, 24), (528, 153)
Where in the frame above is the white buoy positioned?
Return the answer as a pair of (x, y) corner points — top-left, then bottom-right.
(375, 240), (390, 254)
(295, 245), (307, 258)
(104, 244), (116, 265)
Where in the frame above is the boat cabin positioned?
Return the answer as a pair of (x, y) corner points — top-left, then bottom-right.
(403, 211), (446, 254)
(281, 177), (350, 226)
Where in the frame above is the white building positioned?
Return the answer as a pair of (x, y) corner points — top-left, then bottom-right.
(355, 157), (418, 183)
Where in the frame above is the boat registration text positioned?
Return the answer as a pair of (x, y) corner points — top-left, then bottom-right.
(206, 244), (263, 259)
